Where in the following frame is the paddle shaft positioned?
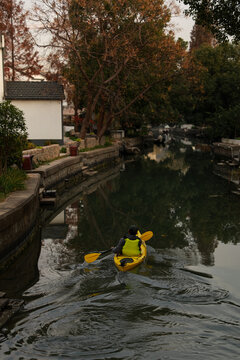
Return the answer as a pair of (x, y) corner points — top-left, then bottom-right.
(84, 231), (153, 263)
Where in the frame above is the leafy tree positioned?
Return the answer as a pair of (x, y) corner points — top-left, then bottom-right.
(0, 0), (42, 80)
(0, 101), (28, 175)
(179, 0), (240, 42)
(150, 48), (205, 126)
(190, 43), (240, 139)
(33, 0), (185, 139)
(189, 23), (216, 51)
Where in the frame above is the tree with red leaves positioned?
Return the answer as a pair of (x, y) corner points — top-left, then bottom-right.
(0, 0), (42, 80)
(33, 0), (186, 140)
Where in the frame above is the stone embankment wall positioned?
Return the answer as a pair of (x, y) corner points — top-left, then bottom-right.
(81, 145), (119, 167)
(30, 145), (119, 188)
(68, 135), (106, 151)
(23, 144), (60, 163)
(22, 138), (107, 162)
(0, 145), (120, 266)
(0, 174), (41, 266)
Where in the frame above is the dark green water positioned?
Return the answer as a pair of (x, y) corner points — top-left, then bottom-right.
(1, 141), (240, 359)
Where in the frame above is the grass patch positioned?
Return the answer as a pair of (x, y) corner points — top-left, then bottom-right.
(0, 168), (27, 201)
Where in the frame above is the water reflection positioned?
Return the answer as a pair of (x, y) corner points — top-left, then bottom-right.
(0, 226), (41, 297)
(2, 142), (240, 359)
(145, 144), (171, 163)
(42, 142), (240, 270)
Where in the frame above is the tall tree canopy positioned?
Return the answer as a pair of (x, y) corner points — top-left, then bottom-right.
(189, 43), (240, 139)
(180, 0), (240, 42)
(0, 0), (42, 80)
(33, 0), (186, 139)
(189, 23), (216, 51)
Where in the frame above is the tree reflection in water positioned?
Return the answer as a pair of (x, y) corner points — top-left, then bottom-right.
(46, 142), (240, 268)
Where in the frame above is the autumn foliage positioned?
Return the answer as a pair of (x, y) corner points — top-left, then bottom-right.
(189, 24), (216, 52)
(33, 0), (187, 139)
(0, 0), (42, 80)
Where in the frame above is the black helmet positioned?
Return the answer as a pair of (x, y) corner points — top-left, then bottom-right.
(128, 225), (138, 235)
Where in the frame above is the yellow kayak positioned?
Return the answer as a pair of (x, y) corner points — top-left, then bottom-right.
(114, 238), (147, 272)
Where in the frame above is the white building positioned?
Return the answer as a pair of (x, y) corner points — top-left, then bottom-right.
(0, 35), (65, 145)
(5, 81), (65, 145)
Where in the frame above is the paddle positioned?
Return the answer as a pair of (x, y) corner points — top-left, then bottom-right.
(84, 231), (153, 263)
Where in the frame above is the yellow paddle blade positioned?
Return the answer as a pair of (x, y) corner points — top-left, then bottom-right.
(84, 248), (112, 263)
(84, 252), (101, 263)
(140, 231), (153, 241)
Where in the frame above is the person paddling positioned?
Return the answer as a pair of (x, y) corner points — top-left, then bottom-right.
(112, 225), (142, 256)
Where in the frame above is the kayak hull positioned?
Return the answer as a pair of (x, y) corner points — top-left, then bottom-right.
(114, 239), (147, 272)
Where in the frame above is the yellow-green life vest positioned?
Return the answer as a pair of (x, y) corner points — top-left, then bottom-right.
(122, 238), (141, 256)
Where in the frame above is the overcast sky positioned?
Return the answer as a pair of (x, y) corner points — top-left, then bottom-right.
(171, 7), (194, 43)
(23, 0), (194, 43)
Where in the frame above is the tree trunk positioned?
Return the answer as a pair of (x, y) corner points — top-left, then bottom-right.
(80, 89), (100, 139)
(97, 113), (113, 142)
(74, 102), (79, 132)
(80, 116), (89, 139)
(80, 94), (92, 139)
(97, 106), (105, 139)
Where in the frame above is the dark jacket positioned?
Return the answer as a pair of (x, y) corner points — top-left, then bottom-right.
(112, 234), (142, 256)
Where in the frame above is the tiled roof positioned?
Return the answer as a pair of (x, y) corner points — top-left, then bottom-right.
(5, 81), (65, 100)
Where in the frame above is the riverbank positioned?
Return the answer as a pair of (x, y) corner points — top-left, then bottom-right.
(0, 144), (122, 329)
(0, 145), (120, 270)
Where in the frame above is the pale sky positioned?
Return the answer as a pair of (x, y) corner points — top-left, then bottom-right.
(172, 4), (194, 41)
(171, 8), (194, 43)
(24, 0), (194, 43)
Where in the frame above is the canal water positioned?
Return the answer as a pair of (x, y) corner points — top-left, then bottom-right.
(1, 140), (240, 359)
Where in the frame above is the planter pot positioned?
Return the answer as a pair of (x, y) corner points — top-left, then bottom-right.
(69, 145), (78, 156)
(22, 155), (34, 170)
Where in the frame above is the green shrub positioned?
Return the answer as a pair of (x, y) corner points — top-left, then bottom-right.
(60, 147), (67, 153)
(25, 142), (36, 150)
(0, 168), (27, 198)
(0, 101), (28, 175)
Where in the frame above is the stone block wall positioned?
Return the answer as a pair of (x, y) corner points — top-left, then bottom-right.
(66, 135), (108, 153)
(30, 145), (119, 188)
(23, 144), (60, 163)
(85, 136), (98, 148)
(0, 174), (41, 263)
(81, 145), (119, 167)
(33, 156), (84, 188)
(78, 141), (85, 150)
